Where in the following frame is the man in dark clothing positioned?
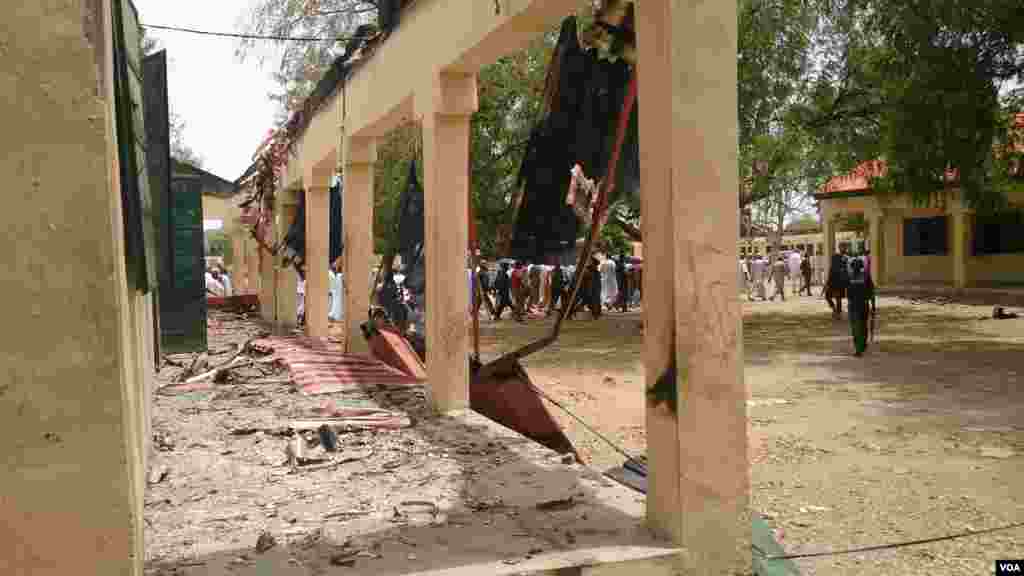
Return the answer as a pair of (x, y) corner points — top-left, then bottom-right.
(547, 263), (565, 317)
(494, 262), (513, 320)
(824, 252), (849, 319)
(569, 257), (602, 319)
(615, 253), (629, 312)
(799, 251), (813, 296)
(847, 256), (876, 356)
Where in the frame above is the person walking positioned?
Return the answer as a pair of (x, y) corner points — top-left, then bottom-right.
(749, 254), (767, 301)
(847, 256), (876, 356)
(824, 251), (850, 319)
(494, 261), (513, 320)
(769, 255), (787, 301)
(739, 256), (750, 296)
(799, 251), (813, 296)
(547, 263), (565, 317)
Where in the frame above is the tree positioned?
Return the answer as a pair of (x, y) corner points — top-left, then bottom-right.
(236, 1), (377, 122)
(794, 0), (1024, 211)
(205, 229), (230, 258)
(738, 0), (821, 210)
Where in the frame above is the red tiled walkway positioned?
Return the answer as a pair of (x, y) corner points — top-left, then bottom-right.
(253, 336), (423, 396)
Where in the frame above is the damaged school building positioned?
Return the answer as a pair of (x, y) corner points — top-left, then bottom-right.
(3, 1), (768, 575)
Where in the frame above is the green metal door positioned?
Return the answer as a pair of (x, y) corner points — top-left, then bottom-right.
(160, 176), (208, 352)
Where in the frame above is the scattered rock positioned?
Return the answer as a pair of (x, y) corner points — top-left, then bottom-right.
(330, 551), (357, 567)
(148, 466), (169, 485)
(980, 446), (1015, 459)
(255, 532), (276, 553)
(536, 497), (577, 511)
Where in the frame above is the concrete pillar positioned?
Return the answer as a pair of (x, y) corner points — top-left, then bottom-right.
(260, 239), (275, 322)
(304, 183), (331, 338)
(637, 2), (748, 574)
(636, 1), (680, 544)
(869, 210), (884, 285)
(823, 206), (836, 259)
(419, 72), (477, 412)
(246, 237), (260, 294)
(343, 136), (377, 354)
(230, 233), (244, 291)
(952, 205), (969, 289)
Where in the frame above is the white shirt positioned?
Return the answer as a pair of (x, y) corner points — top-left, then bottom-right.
(328, 271), (344, 321)
(205, 272), (225, 297)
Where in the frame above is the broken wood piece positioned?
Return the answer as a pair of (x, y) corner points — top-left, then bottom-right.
(184, 357), (253, 384)
(324, 510), (370, 520)
(290, 416), (411, 432)
(535, 496), (577, 511)
(293, 449), (373, 472)
(178, 353), (209, 381)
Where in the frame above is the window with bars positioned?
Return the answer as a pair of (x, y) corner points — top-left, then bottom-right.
(973, 211), (1024, 255)
(903, 216), (948, 256)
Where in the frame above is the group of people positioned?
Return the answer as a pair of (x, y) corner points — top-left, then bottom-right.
(740, 248), (877, 356)
(740, 251), (813, 302)
(296, 258), (346, 326)
(475, 254), (641, 323)
(204, 264), (232, 297)
(824, 249), (877, 356)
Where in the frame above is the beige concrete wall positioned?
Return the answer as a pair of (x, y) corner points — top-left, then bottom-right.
(970, 253), (1024, 286)
(202, 194), (233, 225)
(0, 1), (146, 574)
(880, 210), (954, 285)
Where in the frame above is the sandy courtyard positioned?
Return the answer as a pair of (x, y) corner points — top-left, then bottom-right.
(479, 293), (1024, 575)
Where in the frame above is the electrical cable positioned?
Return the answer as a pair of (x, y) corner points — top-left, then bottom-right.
(524, 368), (1024, 565)
(755, 520), (1024, 561)
(140, 23), (372, 43)
(523, 380), (644, 468)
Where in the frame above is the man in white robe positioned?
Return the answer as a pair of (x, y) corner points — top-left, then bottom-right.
(748, 256), (767, 301)
(599, 257), (618, 309)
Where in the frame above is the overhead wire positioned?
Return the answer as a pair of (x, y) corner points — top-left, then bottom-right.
(140, 23), (372, 43)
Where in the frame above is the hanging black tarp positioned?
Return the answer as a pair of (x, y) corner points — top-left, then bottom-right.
(329, 182), (344, 265)
(281, 183), (344, 279)
(508, 15), (640, 263)
(396, 160), (426, 296)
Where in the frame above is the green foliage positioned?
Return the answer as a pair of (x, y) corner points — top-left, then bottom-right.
(205, 229), (229, 258)
(796, 0), (1024, 210)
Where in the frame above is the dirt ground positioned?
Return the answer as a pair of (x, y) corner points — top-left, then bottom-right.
(478, 292), (1024, 575)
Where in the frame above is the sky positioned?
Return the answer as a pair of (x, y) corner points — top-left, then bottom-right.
(134, 0), (282, 183)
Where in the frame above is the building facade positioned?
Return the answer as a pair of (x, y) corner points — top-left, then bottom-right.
(816, 155), (1024, 289)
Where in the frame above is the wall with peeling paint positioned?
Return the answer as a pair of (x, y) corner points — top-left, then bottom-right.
(0, 1), (148, 574)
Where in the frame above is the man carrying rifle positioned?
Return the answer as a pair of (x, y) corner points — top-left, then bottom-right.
(846, 256), (877, 356)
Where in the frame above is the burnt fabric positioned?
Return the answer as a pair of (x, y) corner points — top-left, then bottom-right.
(282, 190), (306, 277)
(397, 161), (425, 296)
(329, 183), (343, 265)
(509, 16), (640, 263)
(281, 182), (344, 277)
